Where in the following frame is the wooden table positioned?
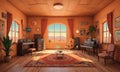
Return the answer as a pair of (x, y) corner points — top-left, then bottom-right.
(56, 51), (64, 59)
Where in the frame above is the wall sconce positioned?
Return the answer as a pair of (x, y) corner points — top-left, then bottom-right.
(76, 29), (79, 37)
(76, 29), (79, 34)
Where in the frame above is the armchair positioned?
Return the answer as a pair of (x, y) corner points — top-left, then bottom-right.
(98, 44), (115, 65)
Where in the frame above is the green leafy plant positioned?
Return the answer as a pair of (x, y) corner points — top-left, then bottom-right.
(87, 25), (96, 35)
(1, 36), (12, 56)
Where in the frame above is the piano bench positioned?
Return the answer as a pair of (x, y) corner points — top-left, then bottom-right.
(28, 48), (36, 55)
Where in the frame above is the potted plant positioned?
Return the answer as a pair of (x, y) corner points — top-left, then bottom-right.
(87, 25), (96, 37)
(1, 36), (12, 62)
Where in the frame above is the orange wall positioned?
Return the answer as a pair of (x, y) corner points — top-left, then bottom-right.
(27, 16), (93, 49)
(94, 0), (120, 61)
(0, 0), (27, 61)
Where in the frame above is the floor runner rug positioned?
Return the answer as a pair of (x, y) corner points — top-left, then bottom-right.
(25, 54), (95, 67)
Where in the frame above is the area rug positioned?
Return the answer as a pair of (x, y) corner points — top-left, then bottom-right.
(25, 54), (95, 67)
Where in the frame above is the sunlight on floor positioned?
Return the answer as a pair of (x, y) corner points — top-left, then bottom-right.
(32, 50), (94, 63)
(36, 50), (74, 54)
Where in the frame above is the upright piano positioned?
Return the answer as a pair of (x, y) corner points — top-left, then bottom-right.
(80, 38), (99, 55)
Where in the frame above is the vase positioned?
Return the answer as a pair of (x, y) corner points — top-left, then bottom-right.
(4, 56), (11, 62)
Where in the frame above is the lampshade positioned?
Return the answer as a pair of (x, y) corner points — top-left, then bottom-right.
(53, 3), (63, 10)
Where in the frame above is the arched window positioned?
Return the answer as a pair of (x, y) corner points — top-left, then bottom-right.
(9, 21), (19, 43)
(48, 24), (66, 43)
(103, 21), (111, 43)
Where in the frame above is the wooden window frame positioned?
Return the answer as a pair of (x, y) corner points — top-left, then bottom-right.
(9, 21), (19, 43)
(102, 21), (111, 43)
(48, 24), (66, 43)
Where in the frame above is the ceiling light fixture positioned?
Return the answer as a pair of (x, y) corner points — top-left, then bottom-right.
(53, 3), (63, 10)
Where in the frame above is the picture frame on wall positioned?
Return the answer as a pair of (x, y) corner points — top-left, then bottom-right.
(0, 19), (5, 37)
(80, 28), (86, 36)
(115, 16), (120, 28)
(80, 21), (88, 25)
(2, 12), (7, 19)
(115, 30), (120, 42)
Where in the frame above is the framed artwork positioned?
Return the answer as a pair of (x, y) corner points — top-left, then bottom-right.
(2, 12), (7, 19)
(80, 28), (86, 36)
(0, 19), (5, 37)
(80, 21), (88, 25)
(94, 21), (99, 28)
(115, 16), (120, 28)
(115, 30), (120, 42)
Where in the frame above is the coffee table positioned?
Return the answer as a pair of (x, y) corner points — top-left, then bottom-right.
(56, 50), (64, 59)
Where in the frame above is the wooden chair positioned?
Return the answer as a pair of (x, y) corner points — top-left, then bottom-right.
(98, 44), (115, 65)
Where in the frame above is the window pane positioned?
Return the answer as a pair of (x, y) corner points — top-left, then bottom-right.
(55, 24), (60, 32)
(103, 32), (107, 42)
(48, 24), (66, 43)
(61, 24), (66, 31)
(48, 33), (54, 42)
(106, 25), (109, 31)
(11, 23), (14, 30)
(16, 32), (18, 38)
(106, 32), (109, 37)
(15, 32), (18, 42)
(12, 32), (15, 39)
(8, 32), (12, 39)
(9, 21), (19, 43)
(16, 24), (19, 31)
(48, 25), (54, 31)
(55, 33), (60, 42)
(104, 23), (107, 31)
(61, 33), (66, 42)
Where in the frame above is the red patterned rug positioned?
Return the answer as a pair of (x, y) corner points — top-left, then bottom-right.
(25, 54), (95, 67)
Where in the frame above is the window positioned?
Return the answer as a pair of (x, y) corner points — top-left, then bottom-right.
(9, 21), (19, 43)
(103, 21), (111, 43)
(48, 24), (66, 43)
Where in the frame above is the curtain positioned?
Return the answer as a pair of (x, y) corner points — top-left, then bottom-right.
(7, 12), (12, 35)
(68, 19), (74, 38)
(41, 19), (48, 38)
(107, 12), (114, 43)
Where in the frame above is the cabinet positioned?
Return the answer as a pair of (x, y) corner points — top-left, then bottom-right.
(34, 38), (44, 51)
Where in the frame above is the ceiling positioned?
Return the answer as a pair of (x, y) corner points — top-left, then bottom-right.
(8, 0), (114, 16)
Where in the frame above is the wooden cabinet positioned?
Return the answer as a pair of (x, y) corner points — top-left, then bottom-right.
(34, 38), (44, 51)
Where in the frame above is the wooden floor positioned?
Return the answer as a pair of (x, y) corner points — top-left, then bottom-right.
(0, 50), (120, 72)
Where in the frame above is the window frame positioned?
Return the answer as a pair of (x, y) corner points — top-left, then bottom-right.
(48, 24), (66, 43)
(9, 21), (19, 43)
(102, 21), (111, 43)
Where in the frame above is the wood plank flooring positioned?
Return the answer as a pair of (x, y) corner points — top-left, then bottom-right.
(0, 50), (120, 72)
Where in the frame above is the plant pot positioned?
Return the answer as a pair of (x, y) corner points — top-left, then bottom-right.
(4, 56), (11, 62)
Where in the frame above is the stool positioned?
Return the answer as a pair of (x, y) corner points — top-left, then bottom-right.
(28, 48), (36, 55)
